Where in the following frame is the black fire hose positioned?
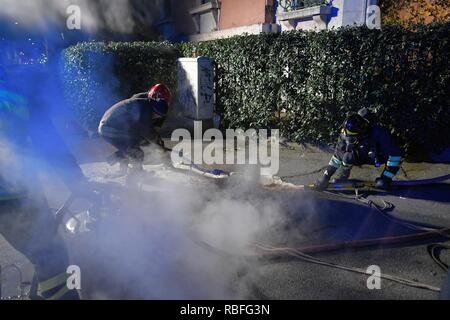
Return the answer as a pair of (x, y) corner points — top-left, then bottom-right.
(427, 244), (450, 272)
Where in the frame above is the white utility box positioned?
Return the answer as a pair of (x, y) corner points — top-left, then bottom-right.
(177, 57), (215, 120)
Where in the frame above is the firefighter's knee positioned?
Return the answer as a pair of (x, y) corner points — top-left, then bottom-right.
(342, 152), (356, 165)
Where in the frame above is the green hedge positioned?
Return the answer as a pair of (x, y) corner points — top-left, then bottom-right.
(179, 23), (450, 156)
(62, 41), (179, 130)
(62, 24), (450, 156)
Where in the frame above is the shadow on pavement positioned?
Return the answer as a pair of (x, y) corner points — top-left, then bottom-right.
(390, 184), (450, 203)
(268, 191), (449, 252)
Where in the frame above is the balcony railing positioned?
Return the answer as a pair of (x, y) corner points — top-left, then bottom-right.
(279, 0), (330, 12)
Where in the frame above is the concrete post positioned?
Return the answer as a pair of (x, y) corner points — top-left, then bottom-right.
(177, 57), (215, 121)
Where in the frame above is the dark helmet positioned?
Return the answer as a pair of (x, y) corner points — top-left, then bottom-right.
(343, 114), (368, 136)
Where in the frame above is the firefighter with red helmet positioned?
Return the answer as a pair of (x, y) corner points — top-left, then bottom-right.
(98, 84), (172, 176)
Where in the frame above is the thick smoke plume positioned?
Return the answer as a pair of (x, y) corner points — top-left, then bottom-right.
(61, 146), (295, 300)
(0, 0), (159, 34)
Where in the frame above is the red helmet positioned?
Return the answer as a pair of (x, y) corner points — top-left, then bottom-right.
(148, 84), (172, 105)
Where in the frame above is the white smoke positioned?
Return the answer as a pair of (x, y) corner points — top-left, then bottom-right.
(58, 144), (293, 300)
(0, 0), (159, 34)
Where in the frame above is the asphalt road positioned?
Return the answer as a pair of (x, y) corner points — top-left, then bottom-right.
(1, 139), (449, 300)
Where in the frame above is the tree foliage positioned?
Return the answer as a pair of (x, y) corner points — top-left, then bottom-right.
(380, 0), (450, 27)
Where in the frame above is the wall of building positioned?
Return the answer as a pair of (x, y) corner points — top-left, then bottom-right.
(190, 23), (278, 42)
(327, 0), (344, 29)
(277, 0), (377, 31)
(339, 0), (370, 27)
(172, 0), (198, 39)
(219, 0), (275, 30)
(155, 0), (381, 42)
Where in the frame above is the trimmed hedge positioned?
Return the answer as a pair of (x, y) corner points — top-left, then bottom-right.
(62, 23), (450, 156)
(179, 23), (450, 156)
(62, 41), (179, 130)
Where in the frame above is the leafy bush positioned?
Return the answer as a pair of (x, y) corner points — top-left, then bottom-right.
(62, 23), (450, 156)
(179, 23), (450, 156)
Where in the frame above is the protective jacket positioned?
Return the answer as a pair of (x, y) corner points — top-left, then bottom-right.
(98, 97), (161, 144)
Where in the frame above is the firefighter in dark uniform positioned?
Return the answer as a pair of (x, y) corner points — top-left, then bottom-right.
(98, 84), (172, 176)
(316, 108), (402, 191)
(0, 65), (91, 300)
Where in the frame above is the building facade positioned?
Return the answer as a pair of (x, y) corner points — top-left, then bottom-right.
(154, 0), (378, 42)
(276, 0), (379, 31)
(155, 0), (278, 41)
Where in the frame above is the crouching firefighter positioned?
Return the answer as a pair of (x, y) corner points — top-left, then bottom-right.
(0, 66), (93, 300)
(98, 84), (172, 177)
(316, 108), (402, 191)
